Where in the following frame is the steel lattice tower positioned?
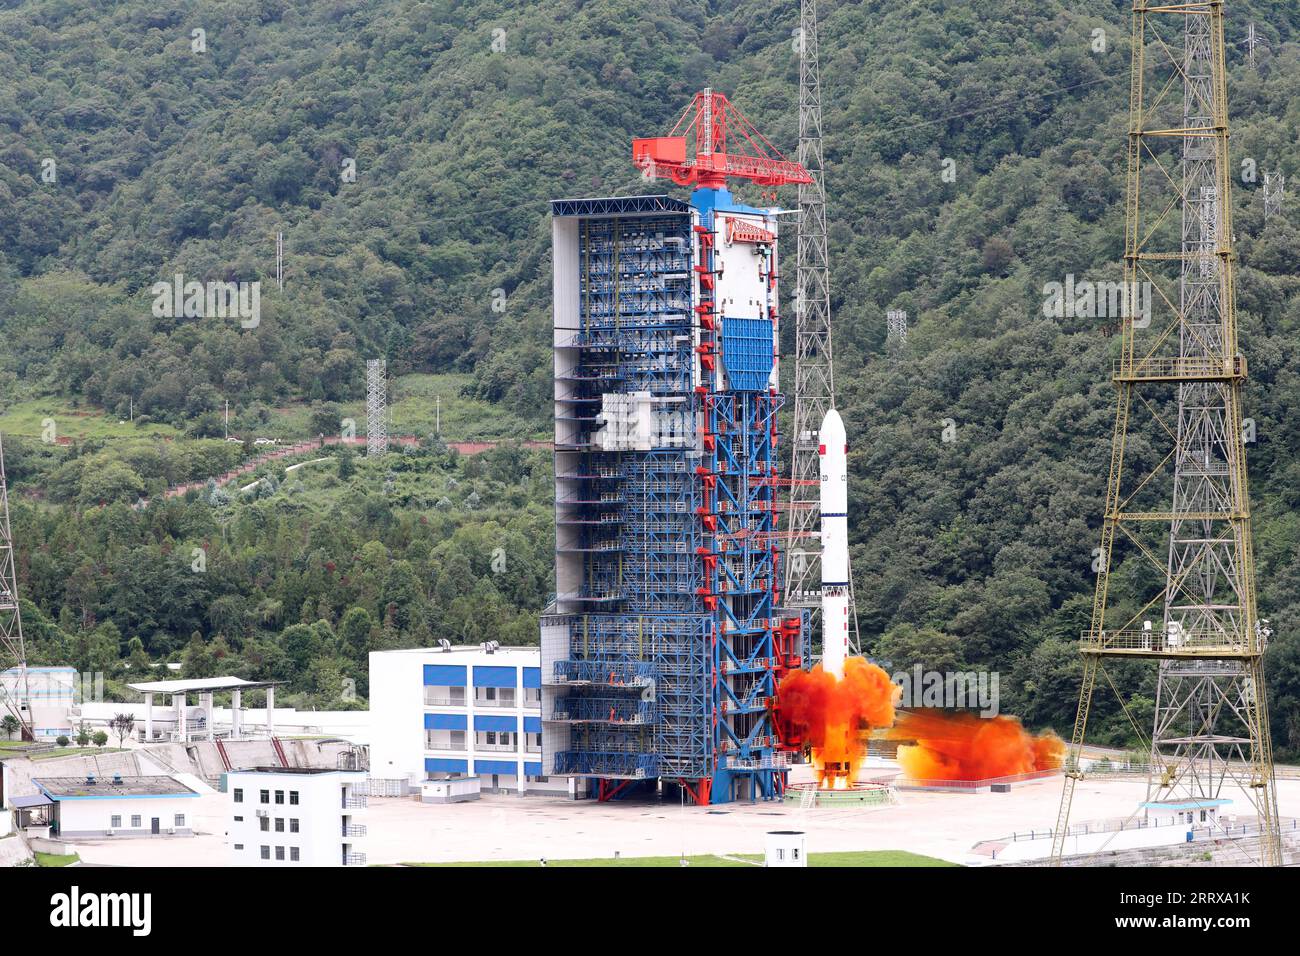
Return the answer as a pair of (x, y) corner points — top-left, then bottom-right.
(0, 435), (32, 739)
(366, 359), (388, 458)
(1053, 2), (1280, 866)
(788, 0), (859, 654)
(1262, 170), (1284, 220)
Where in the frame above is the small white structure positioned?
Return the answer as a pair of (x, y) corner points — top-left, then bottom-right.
(226, 767), (367, 866)
(421, 776), (481, 804)
(33, 774), (199, 838)
(369, 645), (573, 797)
(1, 666), (78, 739)
(126, 676), (280, 742)
(765, 830), (807, 868)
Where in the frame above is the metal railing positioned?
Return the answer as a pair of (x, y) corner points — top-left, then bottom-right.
(343, 852), (367, 866)
(342, 824), (367, 838)
(1080, 629), (1256, 656)
(1113, 355), (1244, 381)
(342, 794), (367, 809)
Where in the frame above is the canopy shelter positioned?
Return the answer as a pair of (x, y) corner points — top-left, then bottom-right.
(126, 677), (282, 743)
(10, 791), (53, 831)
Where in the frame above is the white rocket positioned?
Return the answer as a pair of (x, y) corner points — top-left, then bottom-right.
(818, 408), (850, 680)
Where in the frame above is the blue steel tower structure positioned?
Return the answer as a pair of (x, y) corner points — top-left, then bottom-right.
(540, 92), (811, 805)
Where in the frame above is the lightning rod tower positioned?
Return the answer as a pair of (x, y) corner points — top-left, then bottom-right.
(788, 0), (859, 654)
(0, 435), (32, 739)
(1262, 171), (1284, 220)
(366, 359), (388, 458)
(1053, 2), (1280, 866)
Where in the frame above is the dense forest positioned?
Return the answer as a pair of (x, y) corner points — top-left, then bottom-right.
(1, 0), (1299, 755)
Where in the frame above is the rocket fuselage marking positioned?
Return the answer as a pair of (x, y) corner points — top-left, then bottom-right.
(818, 408), (850, 681)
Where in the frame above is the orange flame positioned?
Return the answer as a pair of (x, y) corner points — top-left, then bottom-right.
(893, 711), (1065, 781)
(776, 657), (900, 788)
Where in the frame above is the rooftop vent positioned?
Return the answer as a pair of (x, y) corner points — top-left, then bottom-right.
(438, 639), (451, 652)
(86, 773), (96, 785)
(112, 773), (123, 785)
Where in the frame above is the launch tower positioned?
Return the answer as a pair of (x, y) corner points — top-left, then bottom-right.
(541, 91), (811, 804)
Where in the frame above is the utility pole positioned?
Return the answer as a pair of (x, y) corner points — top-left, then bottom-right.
(1053, 2), (1280, 867)
(275, 232), (284, 291)
(435, 395), (441, 436)
(1245, 22), (1260, 70)
(366, 359), (388, 458)
(788, 0), (859, 654)
(0, 435), (32, 740)
(224, 399), (229, 440)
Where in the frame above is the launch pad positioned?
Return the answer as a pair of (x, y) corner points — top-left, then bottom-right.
(784, 781), (899, 809)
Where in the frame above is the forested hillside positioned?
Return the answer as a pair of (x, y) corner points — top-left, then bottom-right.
(1, 0), (1299, 753)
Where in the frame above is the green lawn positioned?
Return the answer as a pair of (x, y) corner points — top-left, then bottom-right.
(30, 747), (126, 760)
(407, 850), (957, 868)
(35, 852), (80, 867)
(0, 399), (180, 440)
(259, 373), (546, 443)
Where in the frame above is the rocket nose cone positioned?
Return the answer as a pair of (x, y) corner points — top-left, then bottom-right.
(820, 408), (846, 448)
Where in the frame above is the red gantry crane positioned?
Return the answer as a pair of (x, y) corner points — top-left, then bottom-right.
(633, 88), (813, 191)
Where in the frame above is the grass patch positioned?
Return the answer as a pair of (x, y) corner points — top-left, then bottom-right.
(30, 747), (125, 761)
(0, 400), (180, 441)
(258, 373), (546, 443)
(35, 852), (80, 867)
(406, 850), (957, 867)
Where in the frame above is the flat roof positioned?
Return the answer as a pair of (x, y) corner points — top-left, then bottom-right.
(10, 793), (53, 809)
(229, 767), (364, 776)
(126, 676), (281, 694)
(372, 646), (537, 656)
(1142, 799), (1231, 811)
(34, 776), (199, 799)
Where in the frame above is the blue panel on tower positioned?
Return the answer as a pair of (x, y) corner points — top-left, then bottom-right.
(523, 716), (542, 733)
(720, 317), (774, 391)
(473, 666), (517, 688)
(424, 713), (467, 730)
(523, 667), (541, 689)
(425, 757), (467, 774)
(525, 762), (543, 776)
(424, 664), (466, 686)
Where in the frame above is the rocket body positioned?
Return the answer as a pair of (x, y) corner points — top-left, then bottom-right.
(819, 408), (850, 681)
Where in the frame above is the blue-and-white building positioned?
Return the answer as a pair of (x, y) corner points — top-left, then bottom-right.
(369, 646), (574, 797)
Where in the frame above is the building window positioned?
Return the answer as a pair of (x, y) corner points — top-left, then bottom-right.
(290, 819), (300, 833)
(275, 790), (284, 804)
(275, 846), (285, 861)
(233, 788), (243, 803)
(175, 814), (185, 828)
(234, 816), (243, 822)
(260, 817), (269, 832)
(260, 846), (270, 860)
(111, 815), (122, 828)
(260, 790), (269, 804)
(424, 684), (466, 706)
(289, 791), (299, 806)
(524, 687), (541, 707)
(290, 847), (300, 862)
(526, 732), (542, 753)
(793, 848), (800, 860)
(777, 849), (785, 861)
(275, 818), (284, 832)
(234, 844), (243, 851)
(131, 815), (141, 828)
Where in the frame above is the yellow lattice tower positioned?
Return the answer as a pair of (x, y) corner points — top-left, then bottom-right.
(1052, 1), (1280, 867)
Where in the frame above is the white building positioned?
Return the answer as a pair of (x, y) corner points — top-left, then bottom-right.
(369, 646), (573, 797)
(226, 767), (367, 867)
(1, 666), (78, 739)
(32, 774), (199, 838)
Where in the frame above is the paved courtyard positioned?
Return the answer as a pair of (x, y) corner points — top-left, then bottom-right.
(70, 775), (1300, 867)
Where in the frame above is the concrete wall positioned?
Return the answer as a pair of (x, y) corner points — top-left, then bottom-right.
(2, 750), (145, 808)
